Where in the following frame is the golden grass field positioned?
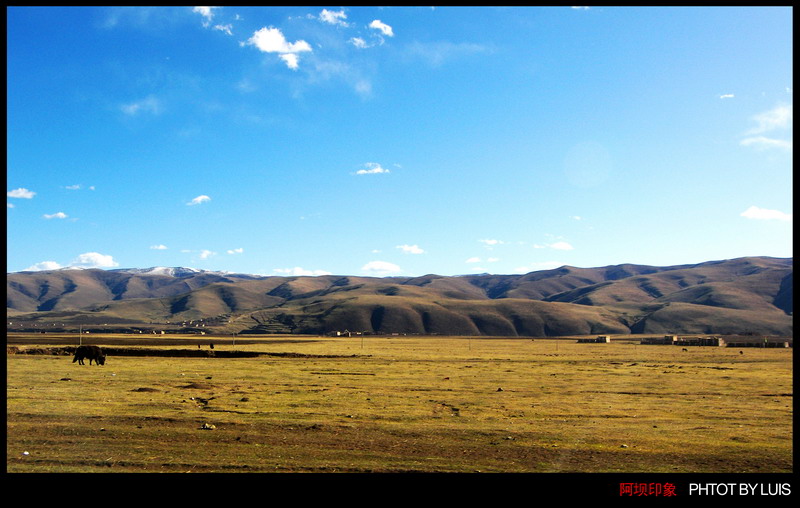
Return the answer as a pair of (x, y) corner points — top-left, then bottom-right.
(6, 334), (793, 473)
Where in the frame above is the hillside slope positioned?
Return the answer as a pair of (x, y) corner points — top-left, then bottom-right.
(7, 257), (792, 336)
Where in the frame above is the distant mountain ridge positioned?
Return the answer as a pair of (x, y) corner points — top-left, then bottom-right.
(6, 257), (792, 337)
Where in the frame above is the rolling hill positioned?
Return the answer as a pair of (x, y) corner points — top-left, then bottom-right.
(6, 257), (792, 336)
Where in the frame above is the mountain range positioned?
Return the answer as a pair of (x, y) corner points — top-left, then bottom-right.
(6, 257), (793, 337)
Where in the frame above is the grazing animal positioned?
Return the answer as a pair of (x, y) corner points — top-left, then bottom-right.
(72, 345), (106, 366)
(681, 348), (689, 352)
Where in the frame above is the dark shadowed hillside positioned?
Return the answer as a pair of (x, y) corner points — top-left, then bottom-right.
(6, 257), (792, 336)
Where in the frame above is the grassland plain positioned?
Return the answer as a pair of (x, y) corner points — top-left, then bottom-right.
(6, 334), (793, 474)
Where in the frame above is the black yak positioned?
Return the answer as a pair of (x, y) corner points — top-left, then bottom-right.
(72, 345), (106, 365)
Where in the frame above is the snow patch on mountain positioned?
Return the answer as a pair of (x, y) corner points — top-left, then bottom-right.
(108, 266), (264, 279)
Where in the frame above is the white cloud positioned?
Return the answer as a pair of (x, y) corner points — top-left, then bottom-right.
(274, 267), (332, 276)
(355, 162), (390, 175)
(549, 241), (574, 250)
(70, 252), (119, 268)
(121, 95), (162, 116)
(227, 248), (244, 254)
(487, 257), (500, 263)
(397, 244), (425, 254)
(720, 93), (735, 99)
(199, 249), (216, 259)
(279, 53), (300, 70)
(192, 6), (219, 27)
(7, 188), (35, 199)
(740, 105), (792, 152)
(746, 104), (792, 135)
(65, 184), (81, 190)
(43, 212), (68, 219)
(187, 195), (211, 205)
(740, 205), (792, 222)
(369, 20), (394, 37)
(319, 9), (348, 26)
(246, 26), (312, 70)
(24, 261), (63, 271)
(192, 6), (217, 20)
(466, 257), (481, 263)
(150, 244), (168, 250)
(7, 203), (14, 208)
(361, 260), (401, 276)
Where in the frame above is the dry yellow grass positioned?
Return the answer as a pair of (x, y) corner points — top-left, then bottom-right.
(6, 335), (793, 473)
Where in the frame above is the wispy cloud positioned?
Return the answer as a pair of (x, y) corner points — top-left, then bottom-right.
(720, 93), (735, 99)
(740, 205), (792, 222)
(43, 212), (68, 220)
(467, 256), (499, 264)
(350, 37), (369, 49)
(227, 247), (244, 254)
(534, 241), (574, 250)
(187, 195), (211, 205)
(740, 104), (792, 152)
(404, 41), (490, 67)
(150, 244), (168, 250)
(199, 249), (216, 259)
(354, 162), (390, 175)
(213, 23), (232, 35)
(192, 6), (218, 26)
(7, 188), (35, 199)
(121, 95), (162, 116)
(319, 9), (349, 27)
(397, 244), (425, 254)
(273, 267), (332, 276)
(746, 104), (792, 134)
(739, 136), (792, 151)
(192, 6), (233, 35)
(245, 26), (312, 70)
(479, 239), (503, 246)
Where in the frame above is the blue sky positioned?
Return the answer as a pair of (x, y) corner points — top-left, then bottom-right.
(7, 6), (793, 277)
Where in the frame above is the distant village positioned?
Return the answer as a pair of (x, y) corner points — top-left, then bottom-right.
(6, 319), (792, 348)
